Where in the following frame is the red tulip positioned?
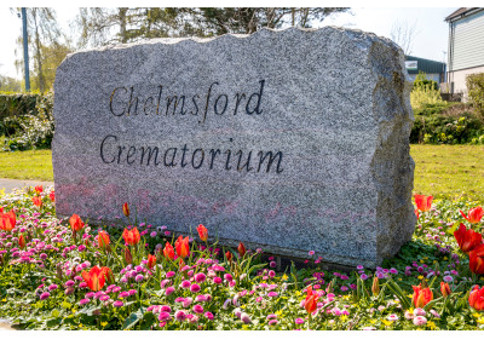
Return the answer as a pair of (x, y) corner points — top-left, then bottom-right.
(225, 251), (232, 262)
(414, 209), (419, 220)
(175, 235), (190, 258)
(49, 190), (55, 202)
(238, 242), (246, 257)
(34, 185), (43, 194)
(69, 214), (85, 232)
(305, 285), (319, 314)
(122, 227), (140, 246)
(440, 282), (451, 297)
(124, 247), (133, 265)
(414, 195), (433, 212)
(469, 285), (484, 311)
(147, 254), (156, 269)
(101, 266), (114, 284)
(0, 210), (16, 231)
(469, 244), (484, 275)
(32, 196), (42, 207)
(163, 242), (175, 260)
(197, 224), (208, 242)
(412, 284), (433, 308)
(454, 223), (482, 253)
(81, 266), (106, 291)
(460, 206), (484, 224)
(18, 234), (26, 249)
(98, 230), (110, 249)
(122, 202), (130, 218)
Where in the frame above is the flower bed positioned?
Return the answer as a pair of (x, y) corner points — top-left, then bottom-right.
(0, 187), (483, 330)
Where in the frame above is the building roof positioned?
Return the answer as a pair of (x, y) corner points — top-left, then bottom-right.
(445, 7), (483, 22)
(404, 56), (446, 75)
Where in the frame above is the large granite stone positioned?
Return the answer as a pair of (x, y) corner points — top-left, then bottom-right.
(52, 27), (416, 267)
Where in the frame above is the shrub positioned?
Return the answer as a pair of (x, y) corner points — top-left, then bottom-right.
(411, 110), (484, 144)
(2, 92), (55, 151)
(0, 91), (41, 120)
(410, 73), (446, 110)
(466, 73), (484, 118)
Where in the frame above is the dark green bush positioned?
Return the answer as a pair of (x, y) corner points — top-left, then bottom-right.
(0, 92), (41, 120)
(410, 107), (484, 144)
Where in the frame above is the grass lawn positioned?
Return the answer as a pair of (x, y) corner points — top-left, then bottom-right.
(0, 145), (483, 201)
(410, 144), (484, 202)
(0, 149), (53, 182)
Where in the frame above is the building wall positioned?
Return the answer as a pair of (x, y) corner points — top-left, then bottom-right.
(407, 73), (441, 83)
(448, 9), (484, 98)
(449, 10), (484, 71)
(448, 65), (484, 99)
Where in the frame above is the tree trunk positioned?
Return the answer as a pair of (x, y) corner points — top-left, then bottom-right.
(33, 9), (45, 93)
(119, 8), (128, 43)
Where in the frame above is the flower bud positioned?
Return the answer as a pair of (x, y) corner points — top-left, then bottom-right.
(124, 247), (132, 265)
(371, 276), (380, 296)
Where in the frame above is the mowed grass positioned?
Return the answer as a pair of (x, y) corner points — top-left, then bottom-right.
(410, 144), (484, 202)
(0, 145), (482, 201)
(0, 149), (53, 181)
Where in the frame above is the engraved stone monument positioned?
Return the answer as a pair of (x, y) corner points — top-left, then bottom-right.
(52, 27), (416, 267)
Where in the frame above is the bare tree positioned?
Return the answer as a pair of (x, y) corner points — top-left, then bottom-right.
(390, 19), (418, 55)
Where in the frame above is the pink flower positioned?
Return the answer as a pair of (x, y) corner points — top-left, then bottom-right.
(158, 312), (171, 321)
(182, 297), (193, 308)
(295, 318), (305, 325)
(113, 301), (124, 307)
(175, 310), (187, 322)
(195, 272), (206, 283)
(195, 295), (207, 302)
(413, 316), (427, 326)
(180, 280), (191, 289)
(79, 298), (90, 305)
(166, 271), (175, 278)
(414, 308), (426, 316)
(404, 310), (414, 320)
(165, 287), (175, 296)
(241, 313), (252, 324)
(193, 304), (204, 314)
(39, 292), (50, 300)
(190, 284), (201, 293)
(204, 311), (214, 320)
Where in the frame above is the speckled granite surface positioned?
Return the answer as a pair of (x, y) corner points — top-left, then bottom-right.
(52, 27), (416, 267)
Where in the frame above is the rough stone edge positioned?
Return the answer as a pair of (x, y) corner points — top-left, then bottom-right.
(369, 37), (416, 263)
(56, 26), (401, 72)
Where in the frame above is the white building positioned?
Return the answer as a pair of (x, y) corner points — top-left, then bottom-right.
(446, 7), (484, 99)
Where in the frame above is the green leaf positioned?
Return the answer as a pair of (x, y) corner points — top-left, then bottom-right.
(122, 307), (145, 330)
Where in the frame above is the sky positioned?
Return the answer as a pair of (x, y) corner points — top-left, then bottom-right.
(0, 5), (461, 79)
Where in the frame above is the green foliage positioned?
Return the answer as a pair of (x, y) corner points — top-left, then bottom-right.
(410, 73), (484, 145)
(410, 72), (445, 110)
(411, 112), (484, 145)
(1, 92), (55, 151)
(0, 190), (483, 330)
(413, 72), (438, 92)
(466, 73), (484, 118)
(0, 92), (41, 121)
